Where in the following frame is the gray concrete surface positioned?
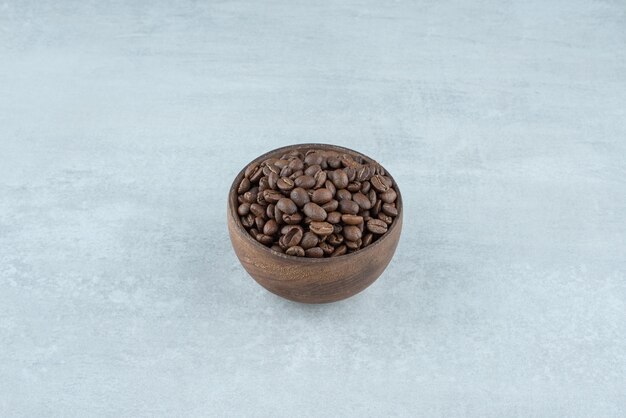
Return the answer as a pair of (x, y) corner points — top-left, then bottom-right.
(1, 0), (625, 416)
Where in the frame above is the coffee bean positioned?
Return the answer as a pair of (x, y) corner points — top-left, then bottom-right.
(238, 177), (251, 194)
(309, 221), (334, 236)
(274, 159), (289, 169)
(304, 164), (321, 177)
(244, 162), (259, 179)
(346, 181), (361, 192)
(257, 234), (274, 245)
(242, 189), (258, 204)
(283, 227), (303, 247)
(360, 180), (371, 194)
(305, 247), (324, 258)
(327, 211), (342, 224)
(312, 188), (333, 204)
(295, 175), (315, 189)
(304, 152), (324, 166)
(371, 174), (389, 192)
(283, 212), (303, 225)
(237, 203), (251, 216)
(333, 224), (343, 234)
(290, 170), (303, 180)
(346, 238), (362, 250)
(324, 180), (336, 196)
(271, 244), (284, 253)
(352, 192), (372, 210)
(286, 245), (305, 257)
(382, 203), (398, 217)
(277, 177), (295, 191)
(378, 213), (393, 225)
(290, 187), (310, 207)
(289, 158), (304, 171)
(303, 202), (327, 221)
(328, 157), (341, 169)
(381, 189), (397, 204)
(241, 213), (255, 228)
(343, 225), (362, 242)
(362, 232), (373, 247)
(339, 199), (359, 215)
(344, 167), (356, 182)
(356, 165), (371, 182)
(274, 206), (283, 225)
(300, 232), (319, 250)
(267, 172), (278, 189)
(255, 216), (265, 230)
(367, 219), (388, 234)
(263, 189), (283, 203)
(330, 169), (349, 189)
(368, 189), (377, 207)
(336, 189), (352, 201)
(327, 233), (344, 246)
(276, 198), (297, 215)
(263, 219), (278, 235)
(331, 244), (347, 257)
(321, 199), (338, 212)
(313, 170), (327, 189)
(371, 200), (381, 216)
(341, 214), (363, 225)
(250, 203), (265, 217)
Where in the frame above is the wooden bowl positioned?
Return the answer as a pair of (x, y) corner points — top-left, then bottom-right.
(227, 144), (403, 303)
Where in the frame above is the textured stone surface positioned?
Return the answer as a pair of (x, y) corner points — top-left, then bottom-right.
(1, 0), (625, 416)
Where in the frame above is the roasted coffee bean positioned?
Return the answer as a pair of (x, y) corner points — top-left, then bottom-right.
(236, 147), (398, 257)
(295, 175), (315, 189)
(327, 211), (342, 224)
(371, 174), (389, 192)
(345, 238), (362, 250)
(256, 234), (274, 245)
(274, 203), (284, 221)
(283, 212), (303, 225)
(312, 188), (333, 204)
(341, 214), (363, 225)
(290, 187), (310, 207)
(300, 232), (319, 250)
(310, 221), (334, 236)
(304, 152), (324, 166)
(266, 203), (275, 219)
(381, 189), (397, 204)
(303, 202), (327, 221)
(241, 213), (255, 228)
(250, 203), (265, 217)
(313, 170), (327, 189)
(327, 233), (344, 246)
(321, 199), (338, 212)
(319, 241), (334, 255)
(277, 177), (295, 191)
(343, 225), (362, 242)
(339, 199), (359, 215)
(238, 203), (251, 216)
(263, 219), (278, 236)
(304, 164), (321, 177)
(336, 189), (352, 201)
(324, 180), (336, 196)
(346, 181), (361, 192)
(352, 192), (372, 210)
(238, 177), (251, 194)
(286, 245), (305, 257)
(362, 232), (373, 247)
(305, 247), (324, 258)
(367, 219), (388, 234)
(276, 198), (297, 215)
(356, 165), (371, 182)
(378, 213), (393, 225)
(382, 203), (398, 217)
(283, 227), (303, 247)
(245, 162), (259, 179)
(331, 244), (347, 257)
(331, 169), (349, 189)
(263, 189), (283, 203)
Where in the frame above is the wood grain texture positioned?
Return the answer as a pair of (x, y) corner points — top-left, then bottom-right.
(228, 144), (403, 303)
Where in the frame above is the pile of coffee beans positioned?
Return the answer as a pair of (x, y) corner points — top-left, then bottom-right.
(235, 148), (399, 258)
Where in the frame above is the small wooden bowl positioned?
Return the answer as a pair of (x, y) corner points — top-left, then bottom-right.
(227, 144), (403, 303)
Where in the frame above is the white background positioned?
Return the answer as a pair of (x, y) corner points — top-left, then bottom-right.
(1, 0), (625, 416)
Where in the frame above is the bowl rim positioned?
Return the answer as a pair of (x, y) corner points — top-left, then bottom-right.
(228, 143), (403, 263)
